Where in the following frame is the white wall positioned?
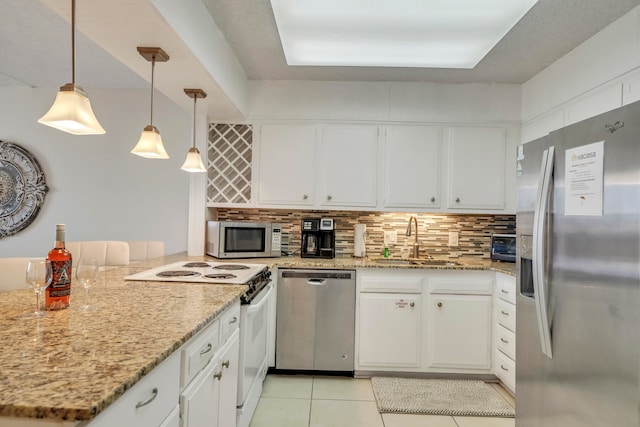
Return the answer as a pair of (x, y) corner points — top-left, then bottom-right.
(521, 6), (640, 141)
(0, 86), (191, 258)
(248, 80), (521, 124)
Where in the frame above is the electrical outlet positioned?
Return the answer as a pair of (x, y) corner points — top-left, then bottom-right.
(384, 231), (398, 245)
(448, 231), (459, 247)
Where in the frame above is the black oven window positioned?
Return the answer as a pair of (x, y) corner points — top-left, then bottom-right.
(225, 227), (266, 252)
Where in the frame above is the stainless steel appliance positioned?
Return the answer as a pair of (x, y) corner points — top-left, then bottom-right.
(490, 234), (516, 262)
(125, 260), (274, 427)
(516, 102), (640, 426)
(207, 221), (282, 259)
(301, 218), (335, 259)
(276, 269), (355, 371)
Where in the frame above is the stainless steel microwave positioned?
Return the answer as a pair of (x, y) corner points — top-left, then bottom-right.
(207, 221), (282, 259)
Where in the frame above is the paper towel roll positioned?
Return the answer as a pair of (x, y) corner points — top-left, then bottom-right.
(354, 224), (366, 257)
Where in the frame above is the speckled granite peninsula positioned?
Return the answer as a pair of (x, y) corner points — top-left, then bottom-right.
(0, 252), (514, 424)
(0, 253), (247, 424)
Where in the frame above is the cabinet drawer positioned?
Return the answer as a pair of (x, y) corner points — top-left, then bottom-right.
(89, 352), (180, 427)
(181, 319), (220, 388)
(497, 299), (515, 332)
(359, 275), (422, 293)
(496, 274), (516, 304)
(429, 274), (493, 295)
(220, 301), (240, 342)
(495, 350), (516, 394)
(496, 324), (516, 360)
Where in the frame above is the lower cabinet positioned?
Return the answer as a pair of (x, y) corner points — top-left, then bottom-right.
(180, 329), (239, 427)
(358, 293), (421, 368)
(494, 273), (516, 394)
(426, 294), (492, 369)
(356, 269), (496, 375)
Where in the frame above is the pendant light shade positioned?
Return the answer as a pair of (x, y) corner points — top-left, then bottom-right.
(131, 47), (170, 159)
(181, 88), (208, 173)
(38, 0), (105, 135)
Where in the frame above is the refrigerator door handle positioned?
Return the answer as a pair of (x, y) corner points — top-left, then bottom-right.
(532, 145), (554, 359)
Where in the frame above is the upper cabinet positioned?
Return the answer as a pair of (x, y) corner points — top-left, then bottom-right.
(256, 124), (316, 206)
(383, 126), (442, 209)
(211, 122), (515, 213)
(319, 125), (378, 208)
(447, 127), (506, 210)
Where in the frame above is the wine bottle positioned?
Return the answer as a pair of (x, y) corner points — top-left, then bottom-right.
(46, 224), (72, 310)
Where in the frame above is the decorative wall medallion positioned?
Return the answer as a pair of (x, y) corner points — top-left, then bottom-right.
(0, 141), (49, 238)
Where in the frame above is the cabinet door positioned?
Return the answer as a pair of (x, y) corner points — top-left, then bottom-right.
(218, 330), (240, 427)
(180, 358), (221, 427)
(257, 124), (316, 205)
(358, 293), (421, 368)
(448, 127), (506, 210)
(427, 294), (492, 370)
(384, 125), (442, 208)
(320, 124), (378, 207)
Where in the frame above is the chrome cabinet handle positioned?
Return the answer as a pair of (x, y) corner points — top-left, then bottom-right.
(430, 197), (435, 202)
(501, 310), (509, 316)
(200, 343), (212, 355)
(327, 195), (332, 201)
(500, 338), (509, 344)
(303, 194), (308, 200)
(229, 316), (238, 324)
(455, 197), (460, 203)
(500, 365), (509, 372)
(135, 388), (158, 409)
(409, 302), (415, 308)
(501, 289), (509, 294)
(214, 371), (222, 380)
(437, 302), (443, 308)
(222, 360), (230, 369)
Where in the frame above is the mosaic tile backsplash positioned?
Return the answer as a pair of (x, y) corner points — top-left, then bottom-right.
(213, 209), (515, 259)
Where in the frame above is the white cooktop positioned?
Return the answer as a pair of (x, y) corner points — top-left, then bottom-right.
(124, 261), (267, 285)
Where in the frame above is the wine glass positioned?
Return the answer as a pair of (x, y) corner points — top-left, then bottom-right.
(76, 257), (99, 311)
(24, 259), (52, 318)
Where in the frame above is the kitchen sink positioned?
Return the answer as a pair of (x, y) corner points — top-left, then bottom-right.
(373, 258), (461, 267)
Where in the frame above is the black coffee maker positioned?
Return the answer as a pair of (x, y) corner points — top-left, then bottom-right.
(301, 218), (335, 259)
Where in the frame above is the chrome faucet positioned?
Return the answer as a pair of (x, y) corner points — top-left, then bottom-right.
(405, 216), (420, 258)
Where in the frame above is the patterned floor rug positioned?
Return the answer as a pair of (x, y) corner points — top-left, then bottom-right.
(371, 377), (515, 417)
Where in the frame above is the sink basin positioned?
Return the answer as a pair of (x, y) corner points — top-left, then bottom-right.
(372, 258), (461, 267)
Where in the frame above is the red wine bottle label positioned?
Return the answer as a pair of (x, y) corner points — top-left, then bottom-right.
(50, 260), (72, 297)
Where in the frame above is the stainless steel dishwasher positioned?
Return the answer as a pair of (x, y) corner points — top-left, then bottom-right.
(276, 269), (355, 372)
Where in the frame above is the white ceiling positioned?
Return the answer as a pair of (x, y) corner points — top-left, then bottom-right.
(201, 0), (640, 83)
(0, 0), (638, 117)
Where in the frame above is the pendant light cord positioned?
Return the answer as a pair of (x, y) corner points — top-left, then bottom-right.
(192, 96), (197, 148)
(150, 56), (155, 126)
(71, 0), (76, 85)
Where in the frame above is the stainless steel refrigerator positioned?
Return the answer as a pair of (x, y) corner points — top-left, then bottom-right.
(516, 102), (640, 426)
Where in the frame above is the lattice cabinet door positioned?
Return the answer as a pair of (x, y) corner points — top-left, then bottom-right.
(207, 124), (253, 205)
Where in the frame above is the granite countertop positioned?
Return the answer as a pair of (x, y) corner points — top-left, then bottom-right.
(0, 253), (246, 422)
(0, 252), (515, 423)
(242, 255), (517, 277)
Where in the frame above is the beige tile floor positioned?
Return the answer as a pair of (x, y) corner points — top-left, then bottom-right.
(249, 375), (515, 427)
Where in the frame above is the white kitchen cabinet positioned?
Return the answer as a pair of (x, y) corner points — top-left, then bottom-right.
(383, 125), (442, 209)
(358, 293), (422, 368)
(447, 126), (506, 210)
(494, 273), (516, 395)
(180, 356), (221, 427)
(319, 124), (378, 207)
(87, 351), (180, 427)
(426, 294), (492, 370)
(256, 124), (316, 206)
(217, 329), (240, 427)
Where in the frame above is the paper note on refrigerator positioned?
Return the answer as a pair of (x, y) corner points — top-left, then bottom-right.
(565, 141), (604, 216)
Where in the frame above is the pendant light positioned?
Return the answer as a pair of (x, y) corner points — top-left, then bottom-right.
(181, 89), (208, 173)
(38, 0), (105, 135)
(131, 47), (170, 159)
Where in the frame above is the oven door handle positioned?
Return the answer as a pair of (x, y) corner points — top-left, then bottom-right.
(245, 283), (273, 315)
